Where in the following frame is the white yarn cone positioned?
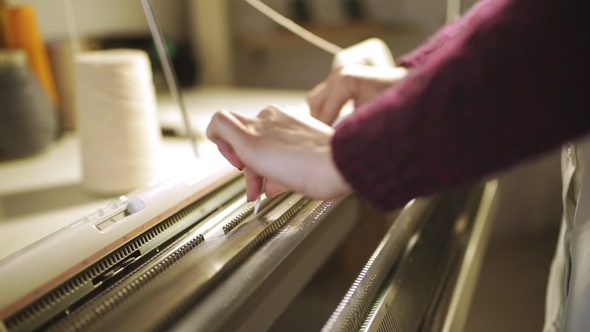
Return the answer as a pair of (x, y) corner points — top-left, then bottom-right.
(75, 49), (162, 196)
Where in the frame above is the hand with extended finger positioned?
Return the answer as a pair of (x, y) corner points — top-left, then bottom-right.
(206, 105), (352, 201)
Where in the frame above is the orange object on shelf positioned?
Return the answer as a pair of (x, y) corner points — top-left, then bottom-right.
(0, 1), (10, 48)
(8, 4), (59, 107)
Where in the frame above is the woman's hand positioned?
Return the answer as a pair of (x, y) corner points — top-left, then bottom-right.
(206, 105), (352, 201)
(307, 64), (408, 125)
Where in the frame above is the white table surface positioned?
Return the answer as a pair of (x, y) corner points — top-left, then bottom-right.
(0, 87), (308, 260)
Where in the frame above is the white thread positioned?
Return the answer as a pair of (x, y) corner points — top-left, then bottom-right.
(244, 0), (343, 55)
(75, 50), (162, 196)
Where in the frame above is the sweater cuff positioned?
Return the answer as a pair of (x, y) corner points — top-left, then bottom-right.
(331, 95), (416, 211)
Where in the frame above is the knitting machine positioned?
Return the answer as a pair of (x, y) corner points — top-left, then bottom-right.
(0, 164), (497, 332)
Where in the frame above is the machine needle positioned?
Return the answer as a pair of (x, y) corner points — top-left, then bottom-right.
(254, 178), (266, 214)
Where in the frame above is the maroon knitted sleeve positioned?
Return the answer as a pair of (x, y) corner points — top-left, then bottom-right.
(397, 0), (498, 68)
(332, 0), (590, 211)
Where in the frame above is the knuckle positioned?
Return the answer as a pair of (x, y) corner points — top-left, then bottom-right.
(212, 110), (229, 124)
(258, 105), (280, 118)
(267, 104), (282, 112)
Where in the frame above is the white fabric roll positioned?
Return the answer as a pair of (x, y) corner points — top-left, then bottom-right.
(75, 49), (162, 196)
